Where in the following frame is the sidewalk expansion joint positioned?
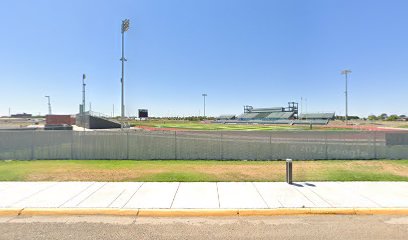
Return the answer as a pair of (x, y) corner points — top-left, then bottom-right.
(58, 182), (95, 208)
(169, 182), (181, 209)
(121, 183), (144, 209)
(76, 182), (108, 207)
(11, 182), (58, 206)
(108, 189), (127, 208)
(252, 182), (270, 208)
(216, 182), (221, 208)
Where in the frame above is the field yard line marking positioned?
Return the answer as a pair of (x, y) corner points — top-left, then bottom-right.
(9, 182), (58, 207)
(58, 182), (95, 208)
(252, 182), (270, 208)
(76, 182), (108, 207)
(216, 182), (221, 208)
(121, 183), (144, 209)
(170, 182), (181, 209)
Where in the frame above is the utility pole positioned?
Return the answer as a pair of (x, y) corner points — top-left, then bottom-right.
(341, 70), (352, 125)
(121, 19), (130, 119)
(202, 93), (207, 118)
(45, 96), (52, 115)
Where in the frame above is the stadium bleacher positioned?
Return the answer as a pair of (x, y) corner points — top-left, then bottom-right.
(216, 102), (335, 125)
(238, 112), (261, 119)
(299, 113), (335, 120)
(265, 112), (294, 119)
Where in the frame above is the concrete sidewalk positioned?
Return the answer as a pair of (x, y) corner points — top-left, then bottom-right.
(1, 182), (408, 212)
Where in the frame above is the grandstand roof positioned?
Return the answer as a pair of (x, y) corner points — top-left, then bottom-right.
(250, 107), (285, 113)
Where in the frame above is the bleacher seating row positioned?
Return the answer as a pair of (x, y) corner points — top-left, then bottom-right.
(214, 119), (330, 125)
(216, 104), (334, 125)
(238, 111), (295, 120)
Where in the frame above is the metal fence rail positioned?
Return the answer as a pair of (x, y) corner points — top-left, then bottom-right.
(0, 130), (407, 160)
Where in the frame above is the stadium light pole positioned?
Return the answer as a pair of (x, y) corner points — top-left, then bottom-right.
(82, 74), (86, 113)
(341, 70), (352, 125)
(121, 19), (130, 120)
(45, 96), (52, 115)
(202, 93), (207, 118)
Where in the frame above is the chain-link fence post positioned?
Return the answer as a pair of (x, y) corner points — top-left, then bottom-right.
(31, 130), (35, 160)
(70, 131), (74, 159)
(174, 131), (177, 160)
(220, 131), (223, 160)
(373, 131), (377, 159)
(126, 131), (129, 160)
(325, 131), (328, 159)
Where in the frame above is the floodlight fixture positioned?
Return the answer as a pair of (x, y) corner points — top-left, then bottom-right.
(122, 19), (130, 33)
(202, 93), (207, 117)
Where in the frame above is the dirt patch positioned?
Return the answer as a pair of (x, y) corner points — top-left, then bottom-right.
(27, 168), (166, 181)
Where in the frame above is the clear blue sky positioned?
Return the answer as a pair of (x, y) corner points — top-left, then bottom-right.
(1, 0), (407, 117)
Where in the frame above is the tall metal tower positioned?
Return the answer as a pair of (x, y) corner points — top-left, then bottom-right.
(82, 74), (86, 113)
(202, 93), (207, 117)
(121, 19), (130, 119)
(45, 96), (52, 115)
(341, 70), (352, 125)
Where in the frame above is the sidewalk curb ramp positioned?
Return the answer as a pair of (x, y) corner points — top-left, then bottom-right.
(1, 208), (408, 217)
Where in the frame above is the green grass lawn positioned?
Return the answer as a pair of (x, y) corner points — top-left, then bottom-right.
(1, 160), (407, 182)
(148, 123), (304, 131)
(130, 120), (354, 131)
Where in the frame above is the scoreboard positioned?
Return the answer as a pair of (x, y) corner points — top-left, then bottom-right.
(138, 109), (148, 118)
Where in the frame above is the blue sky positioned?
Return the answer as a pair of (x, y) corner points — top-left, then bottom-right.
(0, 0), (407, 117)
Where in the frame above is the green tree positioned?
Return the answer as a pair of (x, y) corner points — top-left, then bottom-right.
(379, 113), (388, 120)
(368, 115), (378, 121)
(386, 115), (399, 121)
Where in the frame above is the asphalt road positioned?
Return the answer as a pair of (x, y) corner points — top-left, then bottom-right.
(1, 215), (407, 240)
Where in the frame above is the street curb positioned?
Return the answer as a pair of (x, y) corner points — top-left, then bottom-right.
(138, 209), (239, 217)
(1, 208), (407, 217)
(19, 208), (140, 216)
(0, 208), (24, 216)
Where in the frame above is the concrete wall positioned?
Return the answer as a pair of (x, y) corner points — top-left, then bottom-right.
(0, 130), (407, 160)
(75, 115), (120, 129)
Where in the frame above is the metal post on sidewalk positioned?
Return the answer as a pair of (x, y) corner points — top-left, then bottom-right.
(286, 158), (293, 184)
